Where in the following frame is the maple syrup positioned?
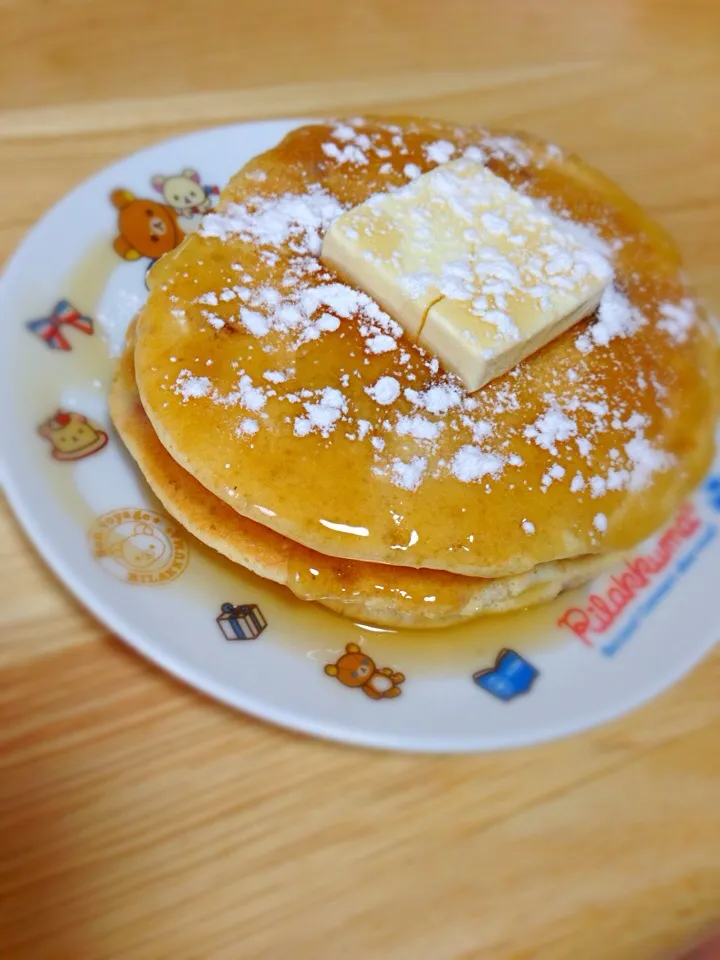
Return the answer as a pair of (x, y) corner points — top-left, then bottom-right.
(20, 235), (579, 675)
(134, 118), (715, 588)
(187, 533), (576, 674)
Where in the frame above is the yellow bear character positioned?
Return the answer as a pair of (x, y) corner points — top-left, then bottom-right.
(38, 410), (108, 462)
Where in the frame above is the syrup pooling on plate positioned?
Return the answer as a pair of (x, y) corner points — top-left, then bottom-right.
(171, 512), (577, 672)
(114, 329), (628, 628)
(181, 526), (574, 674)
(285, 539), (622, 628)
(135, 118), (718, 583)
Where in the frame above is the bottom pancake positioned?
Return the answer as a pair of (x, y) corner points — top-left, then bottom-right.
(110, 327), (622, 629)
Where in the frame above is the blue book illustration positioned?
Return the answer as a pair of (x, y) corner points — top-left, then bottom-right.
(473, 649), (539, 701)
(706, 476), (720, 512)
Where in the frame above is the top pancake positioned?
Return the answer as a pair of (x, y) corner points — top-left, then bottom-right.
(134, 117), (719, 577)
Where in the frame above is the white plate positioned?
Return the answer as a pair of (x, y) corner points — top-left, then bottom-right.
(1, 119), (718, 753)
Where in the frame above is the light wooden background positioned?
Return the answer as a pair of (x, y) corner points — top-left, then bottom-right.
(1, 2), (719, 958)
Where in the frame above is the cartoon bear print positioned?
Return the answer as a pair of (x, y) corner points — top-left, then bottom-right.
(38, 410), (108, 462)
(110, 189), (184, 262)
(151, 169), (219, 218)
(324, 643), (405, 699)
(106, 522), (169, 573)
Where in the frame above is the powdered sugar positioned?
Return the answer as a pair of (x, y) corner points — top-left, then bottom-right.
(540, 466), (560, 492)
(174, 370), (212, 400)
(293, 387), (347, 437)
(471, 419), (493, 442)
(322, 142), (368, 166)
(395, 414), (441, 441)
(570, 473), (585, 493)
(202, 311), (225, 330)
(201, 185), (343, 256)
(240, 307), (271, 337)
(524, 407), (577, 454)
(483, 134), (532, 169)
(576, 285), (643, 353)
(589, 476), (607, 498)
(406, 383), (463, 416)
(366, 333), (397, 354)
(657, 299), (697, 343)
(424, 140), (456, 165)
(625, 435), (673, 491)
(367, 376), (401, 406)
(197, 292), (218, 306)
(165, 120), (686, 527)
(356, 419), (372, 440)
(390, 456), (428, 491)
(263, 368), (291, 384)
(451, 446), (505, 483)
(299, 282), (365, 318)
(233, 375), (267, 412)
(236, 418), (259, 436)
(331, 123), (355, 142)
(463, 145), (485, 164)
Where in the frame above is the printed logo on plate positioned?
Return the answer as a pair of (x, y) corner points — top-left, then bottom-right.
(472, 649), (539, 701)
(151, 168), (219, 218)
(110, 189), (185, 265)
(216, 602), (268, 640)
(324, 643), (405, 700)
(707, 475), (720, 512)
(39, 409), (108, 462)
(26, 299), (94, 351)
(109, 167), (218, 270)
(89, 508), (189, 585)
(557, 501), (717, 656)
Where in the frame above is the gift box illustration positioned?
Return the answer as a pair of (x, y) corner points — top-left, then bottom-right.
(472, 649), (539, 701)
(216, 602), (268, 640)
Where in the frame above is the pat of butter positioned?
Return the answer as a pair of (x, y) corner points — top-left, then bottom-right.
(321, 159), (612, 391)
(322, 162), (483, 337)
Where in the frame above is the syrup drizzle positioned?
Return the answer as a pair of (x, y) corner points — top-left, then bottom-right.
(19, 237), (577, 674)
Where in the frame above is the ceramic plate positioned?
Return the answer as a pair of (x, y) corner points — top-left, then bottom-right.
(1, 119), (718, 752)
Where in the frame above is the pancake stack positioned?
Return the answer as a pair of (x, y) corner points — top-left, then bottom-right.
(110, 117), (719, 629)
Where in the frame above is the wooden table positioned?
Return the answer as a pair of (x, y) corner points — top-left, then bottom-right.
(1, 2), (719, 957)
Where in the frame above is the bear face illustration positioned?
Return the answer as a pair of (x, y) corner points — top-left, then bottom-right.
(325, 643), (405, 699)
(106, 522), (169, 572)
(38, 411), (108, 461)
(152, 169), (215, 217)
(110, 189), (184, 262)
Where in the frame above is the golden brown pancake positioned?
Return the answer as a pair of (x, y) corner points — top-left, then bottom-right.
(111, 321), (622, 628)
(133, 117), (718, 586)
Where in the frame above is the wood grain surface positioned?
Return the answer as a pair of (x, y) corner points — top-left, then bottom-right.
(1, 2), (719, 957)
